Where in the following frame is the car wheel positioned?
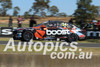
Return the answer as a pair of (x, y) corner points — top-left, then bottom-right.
(13, 36), (17, 40)
(21, 31), (33, 42)
(66, 33), (78, 42)
(71, 33), (78, 41)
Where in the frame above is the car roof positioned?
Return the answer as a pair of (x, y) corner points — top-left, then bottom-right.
(48, 20), (64, 23)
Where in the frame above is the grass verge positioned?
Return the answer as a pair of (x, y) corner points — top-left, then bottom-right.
(0, 38), (100, 43)
(0, 45), (100, 55)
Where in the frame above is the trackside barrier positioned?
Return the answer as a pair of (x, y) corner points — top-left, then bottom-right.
(0, 27), (100, 39)
(0, 27), (13, 37)
(86, 30), (100, 39)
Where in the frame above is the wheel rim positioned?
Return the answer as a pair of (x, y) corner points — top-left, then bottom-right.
(23, 31), (32, 41)
(70, 34), (77, 41)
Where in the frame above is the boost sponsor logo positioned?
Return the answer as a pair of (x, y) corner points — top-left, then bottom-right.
(46, 30), (70, 35)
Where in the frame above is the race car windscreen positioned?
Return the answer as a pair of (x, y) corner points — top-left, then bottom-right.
(44, 21), (65, 28)
(35, 24), (43, 27)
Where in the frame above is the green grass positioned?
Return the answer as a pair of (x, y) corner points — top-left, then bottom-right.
(0, 45), (100, 55)
(0, 23), (29, 27)
(0, 38), (100, 54)
(78, 39), (100, 43)
(0, 38), (10, 41)
(0, 38), (100, 43)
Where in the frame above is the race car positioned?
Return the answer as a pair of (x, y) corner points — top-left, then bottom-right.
(34, 21), (86, 40)
(13, 21), (79, 42)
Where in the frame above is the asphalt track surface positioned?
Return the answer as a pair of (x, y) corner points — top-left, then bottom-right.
(0, 41), (100, 48)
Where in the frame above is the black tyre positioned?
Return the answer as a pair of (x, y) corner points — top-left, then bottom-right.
(13, 36), (17, 40)
(66, 33), (78, 42)
(13, 31), (17, 40)
(21, 31), (33, 42)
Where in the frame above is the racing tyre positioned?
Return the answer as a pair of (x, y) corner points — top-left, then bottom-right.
(13, 31), (18, 40)
(13, 36), (17, 40)
(21, 31), (33, 42)
(66, 33), (78, 42)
